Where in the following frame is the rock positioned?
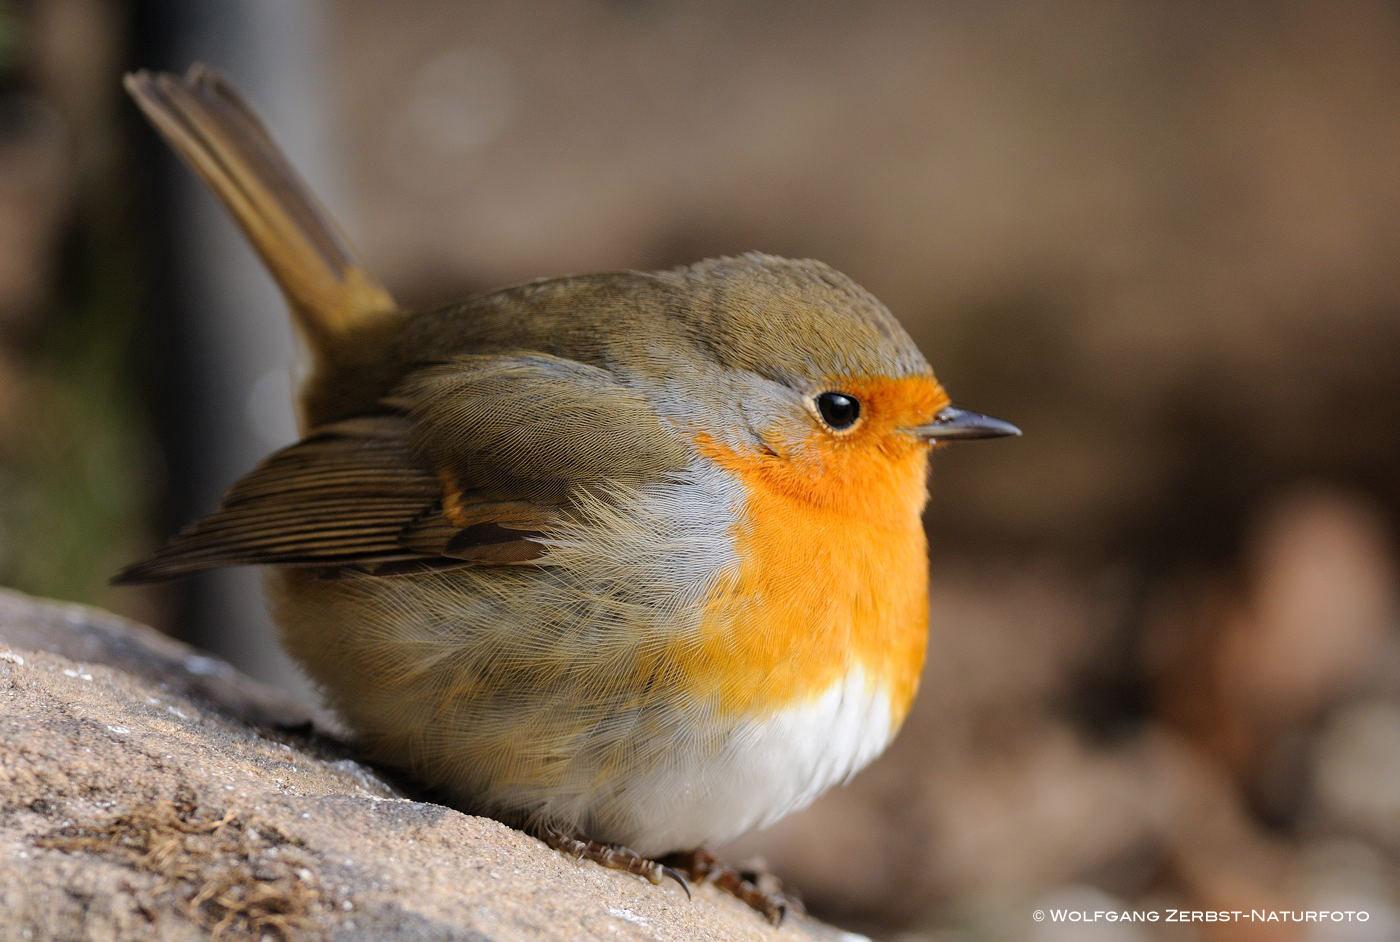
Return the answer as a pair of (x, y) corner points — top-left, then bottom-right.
(0, 588), (858, 942)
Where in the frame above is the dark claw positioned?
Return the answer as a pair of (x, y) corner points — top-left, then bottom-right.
(664, 847), (796, 925)
(661, 865), (692, 901)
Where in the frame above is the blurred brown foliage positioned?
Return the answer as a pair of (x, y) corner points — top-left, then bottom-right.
(3, 1), (1398, 938)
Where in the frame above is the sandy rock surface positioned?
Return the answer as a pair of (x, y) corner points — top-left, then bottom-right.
(0, 588), (858, 942)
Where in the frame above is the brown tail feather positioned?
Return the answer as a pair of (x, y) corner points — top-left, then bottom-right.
(124, 65), (395, 354)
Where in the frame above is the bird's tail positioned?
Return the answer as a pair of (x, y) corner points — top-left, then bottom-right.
(124, 65), (395, 356)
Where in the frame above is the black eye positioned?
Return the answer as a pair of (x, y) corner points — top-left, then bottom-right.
(815, 391), (861, 430)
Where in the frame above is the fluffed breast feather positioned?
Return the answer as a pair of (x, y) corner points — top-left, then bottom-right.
(114, 353), (691, 584)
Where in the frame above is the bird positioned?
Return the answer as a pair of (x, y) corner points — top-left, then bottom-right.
(117, 65), (1019, 923)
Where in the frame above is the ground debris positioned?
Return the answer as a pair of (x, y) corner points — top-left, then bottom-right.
(37, 795), (323, 940)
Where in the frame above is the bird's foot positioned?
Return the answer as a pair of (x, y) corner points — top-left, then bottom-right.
(543, 830), (690, 896)
(662, 847), (800, 926)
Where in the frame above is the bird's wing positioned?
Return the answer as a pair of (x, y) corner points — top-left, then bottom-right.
(115, 353), (690, 583)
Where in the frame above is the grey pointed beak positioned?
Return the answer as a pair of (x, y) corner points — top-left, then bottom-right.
(908, 406), (1021, 441)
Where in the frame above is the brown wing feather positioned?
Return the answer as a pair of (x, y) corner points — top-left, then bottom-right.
(113, 415), (556, 583)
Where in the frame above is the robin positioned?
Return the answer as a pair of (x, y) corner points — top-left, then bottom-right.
(118, 66), (1019, 922)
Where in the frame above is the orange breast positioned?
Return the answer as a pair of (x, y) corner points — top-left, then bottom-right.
(680, 375), (948, 724)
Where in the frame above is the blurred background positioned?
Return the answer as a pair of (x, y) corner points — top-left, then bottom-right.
(2, 0), (1398, 938)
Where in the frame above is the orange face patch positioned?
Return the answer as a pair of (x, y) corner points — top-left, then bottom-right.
(747, 375), (949, 516)
(682, 375), (948, 724)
